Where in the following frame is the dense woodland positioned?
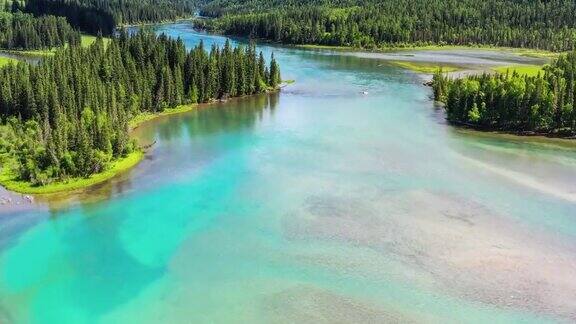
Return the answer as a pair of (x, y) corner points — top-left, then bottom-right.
(432, 53), (576, 135)
(0, 0), (80, 50)
(0, 31), (280, 186)
(199, 0), (576, 51)
(25, 0), (200, 34)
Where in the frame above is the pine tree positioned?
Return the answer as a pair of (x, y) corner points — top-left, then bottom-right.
(269, 53), (281, 88)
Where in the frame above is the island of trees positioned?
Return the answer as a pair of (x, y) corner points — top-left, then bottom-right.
(432, 52), (576, 136)
(198, 0), (576, 51)
(0, 30), (281, 188)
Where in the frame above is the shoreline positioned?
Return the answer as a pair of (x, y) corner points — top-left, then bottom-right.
(196, 18), (560, 58)
(0, 87), (285, 196)
(0, 151), (144, 195)
(448, 121), (576, 140)
(296, 43), (560, 57)
(117, 17), (195, 29)
(0, 103), (205, 196)
(195, 25), (558, 59)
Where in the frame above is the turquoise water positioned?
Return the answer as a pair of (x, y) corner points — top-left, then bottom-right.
(1, 22), (576, 323)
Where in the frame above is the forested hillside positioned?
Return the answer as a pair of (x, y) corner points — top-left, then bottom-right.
(0, 1), (80, 50)
(0, 31), (280, 186)
(199, 0), (576, 51)
(0, 11), (80, 49)
(432, 53), (576, 136)
(25, 0), (202, 34)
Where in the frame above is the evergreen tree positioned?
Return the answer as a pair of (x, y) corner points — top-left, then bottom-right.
(0, 30), (281, 186)
(432, 51), (576, 135)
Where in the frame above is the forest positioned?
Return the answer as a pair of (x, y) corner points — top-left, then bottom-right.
(432, 52), (576, 136)
(0, 31), (281, 186)
(25, 0), (201, 35)
(0, 8), (80, 50)
(199, 0), (576, 51)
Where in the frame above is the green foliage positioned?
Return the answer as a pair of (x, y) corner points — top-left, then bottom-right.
(0, 150), (144, 194)
(200, 0), (576, 51)
(391, 61), (459, 74)
(0, 55), (17, 66)
(0, 31), (281, 187)
(492, 65), (543, 77)
(25, 0), (202, 35)
(0, 11), (80, 50)
(432, 51), (576, 135)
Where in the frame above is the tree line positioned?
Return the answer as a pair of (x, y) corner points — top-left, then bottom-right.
(0, 11), (80, 49)
(25, 0), (201, 35)
(199, 0), (576, 51)
(0, 30), (281, 186)
(432, 53), (576, 136)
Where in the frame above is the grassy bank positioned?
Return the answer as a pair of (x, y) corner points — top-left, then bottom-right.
(129, 82), (290, 129)
(0, 77), (286, 195)
(296, 44), (356, 51)
(492, 64), (544, 76)
(0, 151), (143, 195)
(129, 104), (198, 129)
(80, 35), (111, 48)
(390, 61), (460, 73)
(0, 96), (154, 195)
(0, 56), (18, 66)
(296, 43), (560, 58)
(382, 45), (559, 58)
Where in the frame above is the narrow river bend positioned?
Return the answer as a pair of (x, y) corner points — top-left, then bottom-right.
(0, 22), (575, 323)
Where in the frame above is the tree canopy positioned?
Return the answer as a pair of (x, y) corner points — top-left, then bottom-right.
(0, 31), (281, 186)
(25, 0), (203, 35)
(432, 53), (576, 136)
(0, 10), (80, 50)
(199, 0), (576, 51)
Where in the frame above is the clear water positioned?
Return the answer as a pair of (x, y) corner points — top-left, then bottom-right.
(1, 22), (575, 323)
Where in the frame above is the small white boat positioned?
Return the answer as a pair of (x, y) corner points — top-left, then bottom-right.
(361, 91), (369, 95)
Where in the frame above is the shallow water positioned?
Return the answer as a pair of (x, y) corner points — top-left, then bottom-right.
(1, 22), (575, 323)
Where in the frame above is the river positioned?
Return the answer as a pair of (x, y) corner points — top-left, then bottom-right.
(0, 22), (575, 323)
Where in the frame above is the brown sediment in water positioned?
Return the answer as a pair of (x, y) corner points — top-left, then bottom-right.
(281, 190), (576, 321)
(263, 285), (421, 324)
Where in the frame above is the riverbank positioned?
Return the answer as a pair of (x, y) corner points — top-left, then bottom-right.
(448, 120), (576, 140)
(195, 19), (562, 60)
(295, 43), (553, 76)
(426, 49), (575, 140)
(0, 105), (205, 195)
(389, 61), (461, 73)
(117, 17), (195, 29)
(0, 84), (287, 195)
(0, 102), (198, 195)
(129, 104), (199, 129)
(296, 43), (560, 58)
(0, 105), (195, 196)
(184, 20), (557, 75)
(0, 151), (144, 195)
